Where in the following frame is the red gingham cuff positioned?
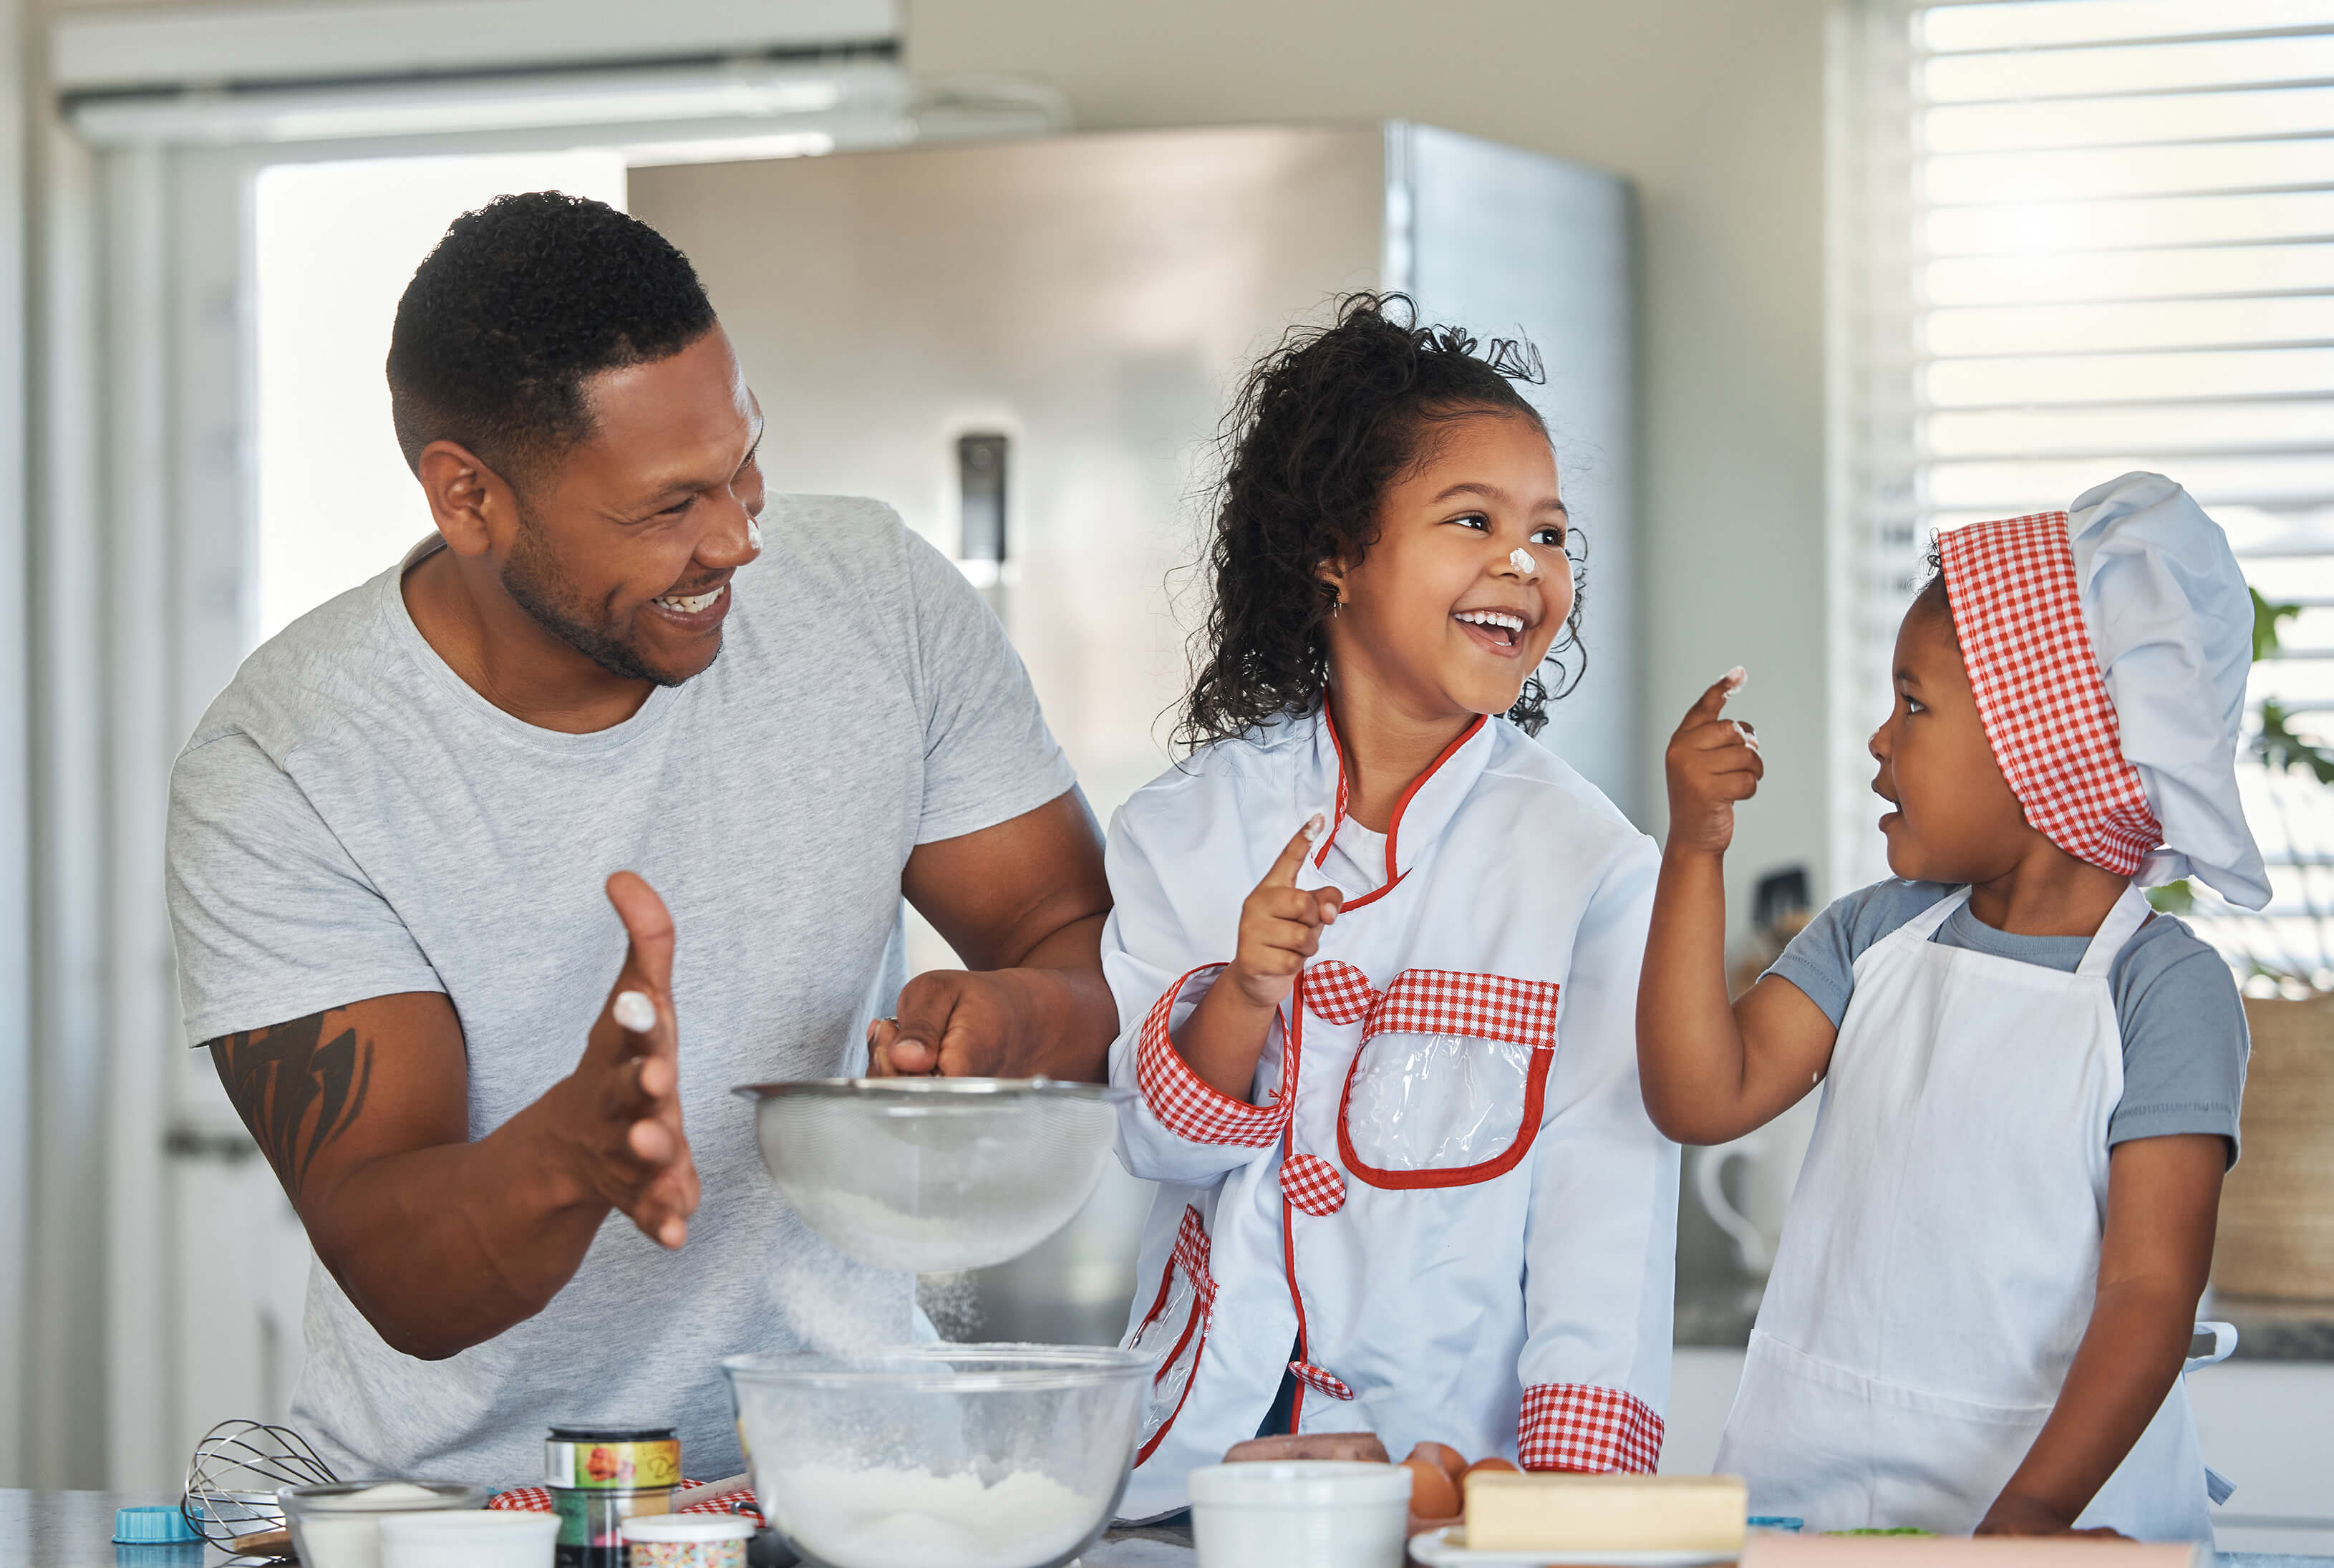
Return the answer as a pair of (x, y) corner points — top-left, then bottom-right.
(1517, 1383), (1663, 1474)
(1134, 964), (1289, 1147)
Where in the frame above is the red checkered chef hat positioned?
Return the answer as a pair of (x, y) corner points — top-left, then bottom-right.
(1937, 472), (2268, 909)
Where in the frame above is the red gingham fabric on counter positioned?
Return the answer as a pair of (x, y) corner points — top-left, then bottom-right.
(1938, 512), (2161, 875)
(1134, 964), (1289, 1146)
(1289, 1360), (1356, 1400)
(1279, 1152), (1347, 1215)
(487, 1482), (765, 1528)
(1518, 1383), (1663, 1474)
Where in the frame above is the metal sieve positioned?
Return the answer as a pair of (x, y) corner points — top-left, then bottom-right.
(732, 1078), (1134, 1274)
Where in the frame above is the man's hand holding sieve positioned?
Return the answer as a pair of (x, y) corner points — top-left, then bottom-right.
(543, 871), (702, 1249)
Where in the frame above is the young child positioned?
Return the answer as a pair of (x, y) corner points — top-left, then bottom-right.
(1640, 473), (2259, 1539)
(1102, 295), (1677, 1521)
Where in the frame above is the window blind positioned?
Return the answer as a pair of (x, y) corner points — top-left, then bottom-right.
(1836, 0), (2334, 978)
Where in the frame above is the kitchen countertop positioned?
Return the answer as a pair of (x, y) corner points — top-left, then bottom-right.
(1, 1491), (2325, 1567)
(1678, 1284), (2334, 1363)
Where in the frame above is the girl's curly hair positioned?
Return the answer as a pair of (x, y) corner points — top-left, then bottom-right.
(1177, 293), (1584, 753)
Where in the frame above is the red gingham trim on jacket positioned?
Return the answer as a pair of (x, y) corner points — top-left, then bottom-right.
(1279, 1152), (1347, 1215)
(1135, 964), (1289, 1147)
(1517, 1383), (1663, 1474)
(1940, 512), (2161, 876)
(1171, 1203), (1219, 1312)
(1303, 959), (1377, 1025)
(1369, 969), (1561, 1051)
(1289, 1359), (1355, 1400)
(1305, 964), (1560, 1052)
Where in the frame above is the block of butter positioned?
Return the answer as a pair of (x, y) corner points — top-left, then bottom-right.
(1463, 1471), (1748, 1553)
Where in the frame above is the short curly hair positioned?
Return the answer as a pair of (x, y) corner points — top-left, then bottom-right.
(1914, 538), (1958, 642)
(1177, 293), (1583, 751)
(386, 192), (716, 488)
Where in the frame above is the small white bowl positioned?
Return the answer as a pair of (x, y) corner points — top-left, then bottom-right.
(279, 1481), (490, 1568)
(379, 1509), (558, 1568)
(1188, 1460), (1413, 1568)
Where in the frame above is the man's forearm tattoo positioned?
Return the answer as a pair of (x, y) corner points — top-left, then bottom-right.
(208, 1010), (374, 1196)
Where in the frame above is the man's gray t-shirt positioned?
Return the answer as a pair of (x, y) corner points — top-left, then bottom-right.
(165, 494), (1078, 1488)
(1767, 880), (2247, 1162)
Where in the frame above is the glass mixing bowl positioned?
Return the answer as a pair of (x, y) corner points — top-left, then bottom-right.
(725, 1343), (1148, 1568)
(731, 1078), (1132, 1273)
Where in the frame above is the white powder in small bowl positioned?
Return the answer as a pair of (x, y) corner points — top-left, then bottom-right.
(290, 1485), (472, 1568)
(305, 1484), (444, 1511)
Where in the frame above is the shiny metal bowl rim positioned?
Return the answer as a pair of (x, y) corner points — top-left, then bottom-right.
(730, 1076), (1133, 1105)
(277, 1480), (492, 1510)
(723, 1341), (1148, 1393)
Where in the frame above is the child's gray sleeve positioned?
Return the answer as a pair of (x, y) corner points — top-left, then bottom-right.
(2109, 932), (2247, 1166)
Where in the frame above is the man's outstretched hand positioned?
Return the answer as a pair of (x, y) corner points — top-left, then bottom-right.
(546, 871), (701, 1248)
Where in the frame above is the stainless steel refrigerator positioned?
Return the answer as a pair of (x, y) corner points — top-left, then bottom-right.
(630, 121), (1635, 1344)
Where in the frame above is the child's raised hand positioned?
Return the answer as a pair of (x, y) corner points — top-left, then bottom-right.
(1663, 667), (1764, 856)
(1227, 817), (1345, 1011)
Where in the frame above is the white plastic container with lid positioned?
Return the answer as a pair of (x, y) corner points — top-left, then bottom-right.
(379, 1508), (558, 1568)
(620, 1512), (757, 1567)
(1187, 1461), (1413, 1568)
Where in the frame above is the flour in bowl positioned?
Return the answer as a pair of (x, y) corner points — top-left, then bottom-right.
(770, 1463), (1100, 1568)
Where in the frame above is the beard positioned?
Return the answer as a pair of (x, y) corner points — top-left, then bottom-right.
(501, 504), (684, 687)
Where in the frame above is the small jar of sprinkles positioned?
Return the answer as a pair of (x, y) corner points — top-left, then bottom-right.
(621, 1513), (755, 1567)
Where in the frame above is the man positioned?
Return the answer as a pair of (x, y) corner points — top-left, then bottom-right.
(165, 193), (1117, 1485)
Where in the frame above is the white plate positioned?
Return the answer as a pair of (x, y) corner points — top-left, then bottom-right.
(1407, 1526), (1739, 1567)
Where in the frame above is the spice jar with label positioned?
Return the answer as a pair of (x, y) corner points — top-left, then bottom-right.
(545, 1424), (679, 1568)
(621, 1513), (756, 1567)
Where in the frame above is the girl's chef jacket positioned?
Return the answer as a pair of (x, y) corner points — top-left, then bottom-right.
(1101, 708), (1678, 1520)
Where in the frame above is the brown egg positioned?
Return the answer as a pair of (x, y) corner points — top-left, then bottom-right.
(1465, 1456), (1521, 1478)
(1401, 1456), (1461, 1520)
(1408, 1441), (1468, 1484)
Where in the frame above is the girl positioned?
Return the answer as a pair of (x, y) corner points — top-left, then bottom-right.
(1641, 473), (2257, 1539)
(1102, 295), (1677, 1521)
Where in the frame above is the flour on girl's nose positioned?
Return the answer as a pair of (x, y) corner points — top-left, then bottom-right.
(1509, 547), (1534, 574)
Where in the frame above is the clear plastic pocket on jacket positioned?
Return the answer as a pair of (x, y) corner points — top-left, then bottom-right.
(1125, 1206), (1213, 1461)
(1339, 1032), (1554, 1187)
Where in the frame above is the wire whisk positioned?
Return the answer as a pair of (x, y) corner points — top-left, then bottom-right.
(183, 1418), (339, 1548)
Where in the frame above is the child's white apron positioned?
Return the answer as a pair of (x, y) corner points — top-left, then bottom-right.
(1713, 885), (2217, 1539)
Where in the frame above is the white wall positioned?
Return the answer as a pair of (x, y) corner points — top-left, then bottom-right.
(909, 0), (1839, 901)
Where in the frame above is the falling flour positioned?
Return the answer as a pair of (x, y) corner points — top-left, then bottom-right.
(769, 1244), (890, 1358)
(770, 1463), (1099, 1568)
(916, 1272), (983, 1341)
(803, 1186), (1062, 1274)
